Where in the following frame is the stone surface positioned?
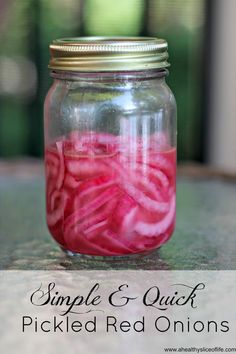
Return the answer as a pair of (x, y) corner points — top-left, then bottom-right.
(0, 162), (236, 270)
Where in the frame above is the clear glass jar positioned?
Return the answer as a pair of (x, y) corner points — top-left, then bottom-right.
(44, 37), (177, 257)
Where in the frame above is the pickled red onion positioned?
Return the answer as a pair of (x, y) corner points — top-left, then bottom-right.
(45, 131), (176, 256)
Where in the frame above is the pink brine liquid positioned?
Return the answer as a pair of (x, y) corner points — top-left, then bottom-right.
(45, 131), (176, 256)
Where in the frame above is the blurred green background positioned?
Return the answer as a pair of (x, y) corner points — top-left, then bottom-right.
(0, 0), (206, 161)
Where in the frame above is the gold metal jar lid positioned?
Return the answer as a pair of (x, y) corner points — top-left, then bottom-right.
(49, 37), (170, 72)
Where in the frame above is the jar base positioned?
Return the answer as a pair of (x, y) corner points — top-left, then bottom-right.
(60, 246), (158, 261)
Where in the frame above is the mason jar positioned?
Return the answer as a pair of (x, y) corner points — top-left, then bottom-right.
(44, 37), (177, 257)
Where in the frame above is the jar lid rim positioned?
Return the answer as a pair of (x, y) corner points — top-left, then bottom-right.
(49, 36), (170, 72)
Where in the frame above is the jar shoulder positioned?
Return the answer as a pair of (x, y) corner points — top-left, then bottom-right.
(44, 77), (176, 147)
(45, 78), (176, 115)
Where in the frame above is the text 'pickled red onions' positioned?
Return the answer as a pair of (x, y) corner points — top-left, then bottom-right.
(45, 131), (176, 256)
